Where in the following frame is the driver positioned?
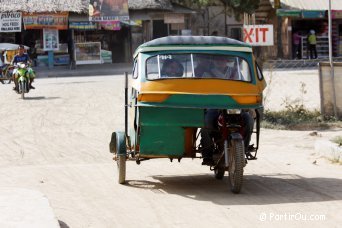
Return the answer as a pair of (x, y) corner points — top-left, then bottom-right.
(195, 55), (238, 79)
(201, 109), (254, 165)
(12, 45), (35, 92)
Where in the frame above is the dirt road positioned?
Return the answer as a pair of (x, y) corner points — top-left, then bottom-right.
(0, 75), (341, 228)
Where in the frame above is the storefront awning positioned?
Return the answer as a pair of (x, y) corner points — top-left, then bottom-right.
(271, 0), (342, 10)
(69, 12), (89, 22)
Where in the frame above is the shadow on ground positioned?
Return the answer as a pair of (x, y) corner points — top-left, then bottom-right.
(23, 96), (60, 100)
(126, 173), (342, 206)
(58, 220), (70, 228)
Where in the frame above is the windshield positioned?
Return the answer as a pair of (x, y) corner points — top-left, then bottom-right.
(146, 53), (251, 81)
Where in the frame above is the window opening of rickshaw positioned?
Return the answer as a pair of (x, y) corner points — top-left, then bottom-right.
(146, 53), (252, 81)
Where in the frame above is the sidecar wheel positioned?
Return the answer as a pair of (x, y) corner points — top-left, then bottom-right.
(113, 132), (127, 184)
(117, 155), (126, 184)
(228, 138), (245, 194)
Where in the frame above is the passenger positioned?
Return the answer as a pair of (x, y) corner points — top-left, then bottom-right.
(160, 59), (184, 77)
(194, 54), (213, 78)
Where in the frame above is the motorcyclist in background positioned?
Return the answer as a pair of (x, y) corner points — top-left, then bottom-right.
(12, 45), (35, 92)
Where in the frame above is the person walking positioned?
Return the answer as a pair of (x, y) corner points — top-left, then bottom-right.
(292, 31), (302, 59)
(308, 30), (318, 59)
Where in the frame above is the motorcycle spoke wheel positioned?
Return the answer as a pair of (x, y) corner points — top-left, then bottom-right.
(228, 139), (245, 194)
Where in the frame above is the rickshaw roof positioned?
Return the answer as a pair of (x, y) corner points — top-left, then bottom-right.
(0, 43), (29, 51)
(134, 36), (252, 58)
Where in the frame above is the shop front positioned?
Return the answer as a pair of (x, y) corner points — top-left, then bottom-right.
(275, 0), (342, 59)
(332, 10), (342, 57)
(291, 11), (328, 59)
(22, 12), (70, 67)
(0, 12), (22, 64)
(69, 14), (131, 64)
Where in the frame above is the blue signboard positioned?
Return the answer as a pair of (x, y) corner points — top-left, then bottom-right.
(302, 11), (325, 19)
(69, 22), (97, 30)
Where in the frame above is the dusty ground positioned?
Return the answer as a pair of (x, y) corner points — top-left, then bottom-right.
(0, 73), (341, 228)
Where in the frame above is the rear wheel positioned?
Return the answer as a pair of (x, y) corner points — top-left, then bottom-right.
(228, 139), (245, 193)
(214, 156), (225, 180)
(214, 167), (225, 180)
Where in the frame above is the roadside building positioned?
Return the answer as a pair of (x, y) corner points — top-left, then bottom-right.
(0, 0), (132, 66)
(128, 0), (196, 52)
(253, 0), (342, 60)
(0, 0), (87, 66)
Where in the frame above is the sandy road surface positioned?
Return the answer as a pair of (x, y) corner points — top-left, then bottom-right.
(0, 74), (341, 228)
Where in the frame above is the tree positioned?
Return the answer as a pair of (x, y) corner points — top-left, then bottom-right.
(174, 0), (260, 17)
(173, 0), (260, 35)
(224, 0), (260, 14)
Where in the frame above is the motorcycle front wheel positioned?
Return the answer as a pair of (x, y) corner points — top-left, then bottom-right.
(19, 81), (25, 99)
(228, 138), (245, 194)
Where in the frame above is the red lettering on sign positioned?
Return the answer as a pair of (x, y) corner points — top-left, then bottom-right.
(256, 28), (259, 42)
(260, 28), (269, 42)
(243, 28), (253, 43)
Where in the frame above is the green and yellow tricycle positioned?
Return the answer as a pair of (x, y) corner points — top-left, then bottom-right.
(109, 36), (266, 193)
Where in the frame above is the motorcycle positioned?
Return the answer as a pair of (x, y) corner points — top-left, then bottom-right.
(15, 62), (31, 99)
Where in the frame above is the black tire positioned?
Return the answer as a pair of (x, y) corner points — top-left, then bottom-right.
(214, 167), (225, 180)
(19, 81), (25, 99)
(114, 132), (126, 184)
(0, 76), (10, 84)
(2, 70), (12, 84)
(200, 128), (214, 160)
(117, 155), (126, 184)
(228, 139), (245, 193)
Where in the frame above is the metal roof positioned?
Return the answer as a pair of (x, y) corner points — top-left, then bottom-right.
(140, 36), (251, 48)
(0, 0), (87, 13)
(134, 36), (252, 58)
(270, 0), (342, 10)
(128, 0), (172, 10)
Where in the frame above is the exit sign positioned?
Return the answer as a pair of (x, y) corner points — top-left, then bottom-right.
(243, 25), (274, 46)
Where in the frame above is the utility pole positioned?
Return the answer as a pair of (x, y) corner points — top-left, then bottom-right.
(328, 0), (338, 118)
(275, 0), (283, 58)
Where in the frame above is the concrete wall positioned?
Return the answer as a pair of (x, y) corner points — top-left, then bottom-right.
(319, 62), (342, 118)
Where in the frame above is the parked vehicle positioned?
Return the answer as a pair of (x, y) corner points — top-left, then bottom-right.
(0, 64), (13, 84)
(109, 36), (266, 193)
(0, 43), (29, 85)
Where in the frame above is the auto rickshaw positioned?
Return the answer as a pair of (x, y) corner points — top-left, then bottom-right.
(0, 43), (29, 84)
(109, 36), (266, 193)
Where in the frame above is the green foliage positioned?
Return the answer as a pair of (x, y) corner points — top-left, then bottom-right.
(262, 101), (342, 130)
(262, 108), (323, 130)
(173, 0), (215, 8)
(331, 136), (342, 146)
(261, 81), (342, 129)
(223, 0), (260, 14)
(174, 0), (260, 13)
